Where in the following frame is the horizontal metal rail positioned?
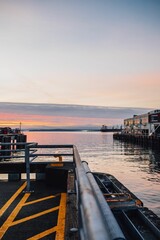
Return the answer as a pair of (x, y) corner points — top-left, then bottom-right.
(31, 144), (74, 148)
(82, 161), (125, 240)
(0, 155), (26, 159)
(30, 153), (73, 157)
(0, 142), (37, 160)
(0, 149), (26, 152)
(0, 142), (27, 145)
(25, 144), (74, 192)
(73, 146), (125, 240)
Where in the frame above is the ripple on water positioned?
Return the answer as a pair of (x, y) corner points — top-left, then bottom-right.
(26, 131), (160, 217)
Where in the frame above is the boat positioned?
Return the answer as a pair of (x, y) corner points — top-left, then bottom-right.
(100, 125), (122, 132)
(94, 172), (143, 209)
(94, 172), (160, 240)
(0, 142), (159, 240)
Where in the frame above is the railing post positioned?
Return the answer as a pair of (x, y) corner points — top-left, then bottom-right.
(25, 144), (31, 192)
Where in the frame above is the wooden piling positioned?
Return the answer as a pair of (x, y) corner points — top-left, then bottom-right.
(1, 136), (12, 157)
(16, 134), (27, 149)
(0, 132), (27, 160)
(113, 133), (160, 150)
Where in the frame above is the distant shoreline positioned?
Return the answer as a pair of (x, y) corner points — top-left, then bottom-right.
(28, 129), (99, 132)
(27, 128), (121, 132)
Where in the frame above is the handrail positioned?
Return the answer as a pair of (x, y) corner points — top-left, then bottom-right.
(0, 142), (36, 160)
(30, 144), (74, 148)
(25, 143), (74, 191)
(73, 146), (125, 240)
(23, 143), (125, 239)
(82, 161), (125, 240)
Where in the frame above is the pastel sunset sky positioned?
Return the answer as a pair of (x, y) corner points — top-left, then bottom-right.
(0, 1), (159, 128)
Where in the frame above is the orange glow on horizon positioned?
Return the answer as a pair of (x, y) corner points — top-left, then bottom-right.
(0, 112), (122, 128)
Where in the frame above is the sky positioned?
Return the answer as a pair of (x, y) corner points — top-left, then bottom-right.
(0, 1), (159, 129)
(0, 0), (160, 109)
(0, 102), (151, 129)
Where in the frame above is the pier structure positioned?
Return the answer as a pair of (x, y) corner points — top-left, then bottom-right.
(113, 133), (160, 149)
(0, 143), (160, 239)
(0, 128), (27, 159)
(123, 109), (160, 137)
(0, 143), (125, 240)
(113, 109), (160, 149)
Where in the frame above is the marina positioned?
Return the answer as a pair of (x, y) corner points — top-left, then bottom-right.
(0, 130), (160, 239)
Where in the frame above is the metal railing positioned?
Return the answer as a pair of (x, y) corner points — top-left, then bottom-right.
(0, 142), (32, 160)
(73, 146), (125, 240)
(25, 143), (74, 192)
(24, 143), (125, 240)
(0, 142), (125, 240)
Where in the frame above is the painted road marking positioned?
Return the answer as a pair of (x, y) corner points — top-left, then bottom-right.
(0, 193), (30, 239)
(0, 182), (27, 217)
(55, 193), (67, 240)
(12, 206), (59, 226)
(27, 193), (67, 240)
(0, 187), (67, 240)
(27, 226), (57, 240)
(23, 194), (60, 206)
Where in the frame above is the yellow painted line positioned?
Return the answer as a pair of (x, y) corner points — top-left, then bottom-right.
(27, 226), (57, 240)
(0, 193), (30, 239)
(24, 194), (60, 206)
(0, 183), (66, 239)
(0, 181), (27, 217)
(55, 193), (67, 240)
(11, 206), (59, 226)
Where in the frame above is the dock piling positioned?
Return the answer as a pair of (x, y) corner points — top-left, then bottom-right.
(113, 133), (160, 150)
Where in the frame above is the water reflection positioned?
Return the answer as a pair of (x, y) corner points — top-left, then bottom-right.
(26, 131), (160, 217)
(114, 140), (160, 173)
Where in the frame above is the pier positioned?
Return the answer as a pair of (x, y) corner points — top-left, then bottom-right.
(113, 109), (160, 150)
(113, 133), (160, 149)
(0, 128), (27, 159)
(0, 143), (125, 240)
(0, 142), (159, 239)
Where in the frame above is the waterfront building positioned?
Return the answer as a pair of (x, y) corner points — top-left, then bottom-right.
(123, 109), (160, 136)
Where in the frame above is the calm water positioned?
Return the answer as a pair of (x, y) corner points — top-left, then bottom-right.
(26, 131), (160, 217)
